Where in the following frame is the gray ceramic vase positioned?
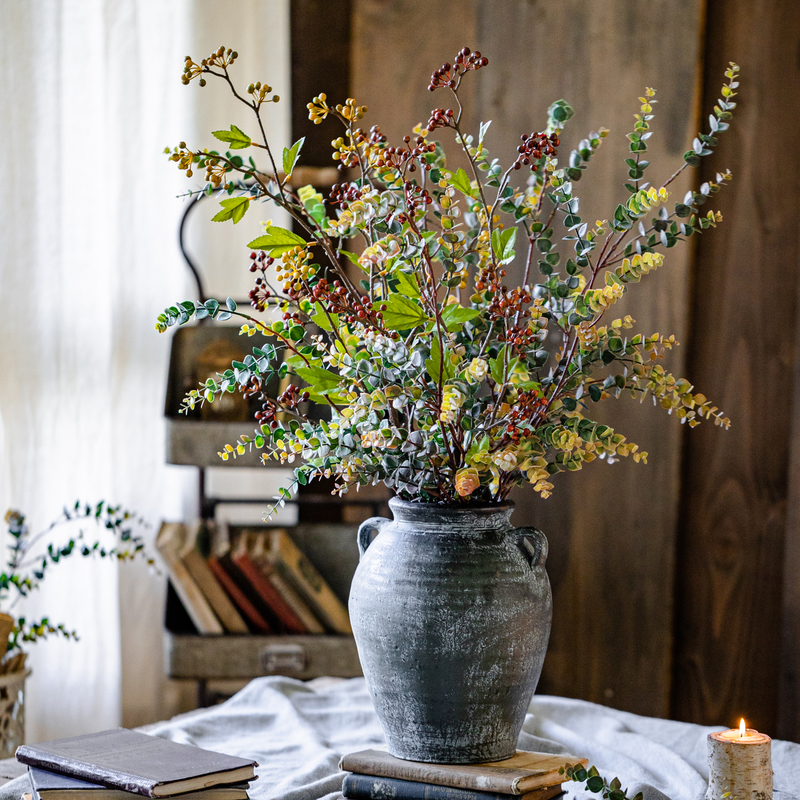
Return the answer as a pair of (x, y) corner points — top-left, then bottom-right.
(349, 498), (551, 764)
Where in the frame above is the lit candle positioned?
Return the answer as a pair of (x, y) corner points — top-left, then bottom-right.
(706, 718), (772, 800)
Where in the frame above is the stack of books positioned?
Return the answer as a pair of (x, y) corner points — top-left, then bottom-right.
(157, 522), (351, 636)
(16, 728), (257, 800)
(339, 749), (589, 800)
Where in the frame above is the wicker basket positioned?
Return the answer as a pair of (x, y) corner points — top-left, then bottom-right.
(0, 669), (29, 758)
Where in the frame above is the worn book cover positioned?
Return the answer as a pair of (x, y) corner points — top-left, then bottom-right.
(207, 553), (273, 634)
(266, 529), (352, 634)
(342, 773), (565, 800)
(180, 523), (249, 634)
(156, 523), (224, 635)
(248, 533), (325, 634)
(231, 534), (308, 634)
(28, 767), (250, 800)
(338, 751), (586, 795)
(16, 729), (256, 798)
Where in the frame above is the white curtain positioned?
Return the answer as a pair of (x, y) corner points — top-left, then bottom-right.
(0, 0), (291, 741)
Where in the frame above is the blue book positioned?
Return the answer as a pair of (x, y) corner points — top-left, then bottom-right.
(342, 773), (565, 800)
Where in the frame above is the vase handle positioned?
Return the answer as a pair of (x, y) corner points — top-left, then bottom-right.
(515, 527), (548, 568)
(357, 517), (389, 560)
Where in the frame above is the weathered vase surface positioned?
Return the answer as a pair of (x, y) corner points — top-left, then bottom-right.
(349, 498), (552, 763)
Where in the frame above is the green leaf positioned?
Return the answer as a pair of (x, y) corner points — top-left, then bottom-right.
(489, 346), (507, 384)
(248, 226), (306, 256)
(441, 303), (479, 332)
(491, 226), (517, 264)
(395, 271), (420, 299)
(311, 309), (339, 332)
(282, 137), (305, 177)
(294, 365), (341, 393)
(586, 776), (604, 793)
(211, 196), (250, 224)
(380, 294), (429, 331)
(211, 124), (251, 149)
(426, 336), (455, 384)
(449, 167), (475, 197)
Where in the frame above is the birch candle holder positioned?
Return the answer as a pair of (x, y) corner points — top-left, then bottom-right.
(706, 719), (772, 800)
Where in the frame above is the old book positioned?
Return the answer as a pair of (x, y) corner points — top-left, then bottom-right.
(265, 529), (352, 634)
(156, 523), (223, 635)
(231, 534), (308, 634)
(338, 751), (587, 795)
(16, 728), (256, 798)
(342, 773), (564, 800)
(248, 534), (325, 634)
(180, 523), (249, 634)
(207, 553), (273, 634)
(28, 767), (250, 799)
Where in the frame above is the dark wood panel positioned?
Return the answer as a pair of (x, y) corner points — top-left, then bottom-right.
(291, 0), (352, 165)
(672, 0), (800, 734)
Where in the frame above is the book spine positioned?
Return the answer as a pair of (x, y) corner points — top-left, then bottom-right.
(208, 556), (273, 634)
(264, 566), (326, 634)
(273, 532), (352, 634)
(15, 749), (156, 797)
(156, 524), (224, 635)
(182, 549), (249, 634)
(343, 774), (526, 800)
(233, 552), (308, 634)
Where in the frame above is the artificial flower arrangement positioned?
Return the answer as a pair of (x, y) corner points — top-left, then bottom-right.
(158, 45), (737, 512)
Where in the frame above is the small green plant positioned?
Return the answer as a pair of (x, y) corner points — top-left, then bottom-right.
(1, 502), (150, 660)
(560, 763), (644, 800)
(158, 45), (738, 512)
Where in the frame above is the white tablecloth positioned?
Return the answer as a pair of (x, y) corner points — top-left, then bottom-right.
(4, 677), (798, 800)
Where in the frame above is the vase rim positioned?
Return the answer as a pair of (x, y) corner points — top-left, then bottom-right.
(388, 497), (514, 524)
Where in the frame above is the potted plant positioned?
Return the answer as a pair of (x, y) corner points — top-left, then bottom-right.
(158, 45), (738, 762)
(0, 502), (149, 756)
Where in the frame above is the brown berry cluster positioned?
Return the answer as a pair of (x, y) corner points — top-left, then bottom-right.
(475, 263), (506, 295)
(514, 132), (559, 171)
(278, 383), (310, 410)
(182, 47), (238, 87)
(427, 108), (455, 132)
(403, 181), (433, 213)
(488, 286), (531, 324)
(309, 278), (393, 333)
(329, 183), (364, 208)
(248, 251), (275, 311)
(372, 136), (436, 174)
(428, 47), (488, 92)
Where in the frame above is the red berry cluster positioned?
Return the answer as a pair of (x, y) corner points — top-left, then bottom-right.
(427, 108), (455, 132)
(514, 132), (559, 171)
(504, 390), (548, 443)
(248, 251), (275, 311)
(428, 47), (488, 92)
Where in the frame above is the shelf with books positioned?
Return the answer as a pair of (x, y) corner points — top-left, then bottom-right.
(159, 521), (364, 704)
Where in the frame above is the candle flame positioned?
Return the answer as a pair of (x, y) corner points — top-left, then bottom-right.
(740, 718), (746, 738)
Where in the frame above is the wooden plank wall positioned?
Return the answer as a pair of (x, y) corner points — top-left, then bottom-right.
(337, 0), (800, 738)
(672, 0), (800, 739)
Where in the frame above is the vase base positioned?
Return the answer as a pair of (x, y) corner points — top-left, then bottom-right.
(387, 743), (518, 765)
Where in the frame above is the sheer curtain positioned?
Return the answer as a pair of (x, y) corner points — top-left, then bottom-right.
(0, 0), (290, 741)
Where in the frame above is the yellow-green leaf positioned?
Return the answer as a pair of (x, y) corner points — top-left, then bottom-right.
(248, 226), (306, 255)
